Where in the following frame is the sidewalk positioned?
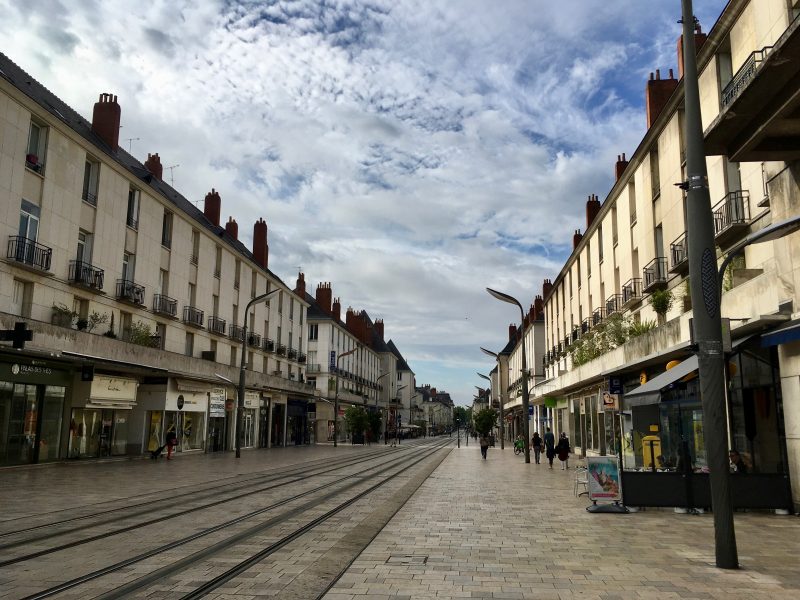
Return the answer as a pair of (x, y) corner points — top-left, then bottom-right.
(323, 443), (800, 600)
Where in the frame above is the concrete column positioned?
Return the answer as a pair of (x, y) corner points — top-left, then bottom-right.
(267, 399), (273, 448)
(778, 340), (800, 512)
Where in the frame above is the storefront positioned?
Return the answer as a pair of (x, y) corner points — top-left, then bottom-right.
(242, 391), (259, 449)
(0, 359), (69, 466)
(287, 398), (309, 445)
(135, 378), (209, 455)
(207, 387), (227, 452)
(68, 375), (138, 458)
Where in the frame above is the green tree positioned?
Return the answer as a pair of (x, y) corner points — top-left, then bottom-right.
(472, 407), (497, 437)
(343, 406), (369, 441)
(367, 409), (383, 441)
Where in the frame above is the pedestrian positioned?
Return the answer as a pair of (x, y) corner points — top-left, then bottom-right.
(531, 431), (542, 464)
(479, 433), (489, 460)
(544, 427), (556, 469)
(165, 425), (178, 460)
(556, 432), (571, 470)
(729, 449), (748, 474)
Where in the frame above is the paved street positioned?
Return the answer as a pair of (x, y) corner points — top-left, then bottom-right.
(2, 441), (800, 599)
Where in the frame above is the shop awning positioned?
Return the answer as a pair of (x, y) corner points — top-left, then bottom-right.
(623, 355), (698, 407)
(761, 319), (800, 347)
(176, 378), (209, 393)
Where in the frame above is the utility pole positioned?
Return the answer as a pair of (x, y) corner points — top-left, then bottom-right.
(681, 0), (737, 568)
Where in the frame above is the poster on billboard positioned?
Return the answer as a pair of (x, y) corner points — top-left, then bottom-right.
(586, 456), (622, 502)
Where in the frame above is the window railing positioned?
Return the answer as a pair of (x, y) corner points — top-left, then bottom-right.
(82, 190), (97, 206)
(126, 214), (138, 230)
(581, 318), (592, 334)
(183, 305), (204, 327)
(116, 279), (145, 304)
(298, 353), (307, 364)
(263, 338), (275, 352)
(152, 294), (177, 317)
(670, 231), (689, 272)
(643, 257), (668, 292)
(229, 324), (245, 342)
(592, 307), (606, 327)
(208, 316), (226, 335)
(247, 332), (261, 348)
(622, 278), (643, 307)
(605, 294), (623, 316)
(277, 344), (287, 356)
(68, 260), (104, 290)
(190, 254), (198, 266)
(721, 48), (772, 108)
(713, 190), (750, 238)
(8, 236), (52, 271)
(213, 268), (221, 279)
(288, 348), (298, 360)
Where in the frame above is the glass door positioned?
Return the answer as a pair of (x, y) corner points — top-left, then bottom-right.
(38, 386), (64, 462)
(0, 384), (37, 465)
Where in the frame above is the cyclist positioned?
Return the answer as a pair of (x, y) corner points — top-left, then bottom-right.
(513, 434), (524, 455)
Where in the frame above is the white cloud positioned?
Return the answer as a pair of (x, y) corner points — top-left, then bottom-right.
(0, 0), (728, 403)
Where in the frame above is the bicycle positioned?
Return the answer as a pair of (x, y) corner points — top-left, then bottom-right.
(513, 441), (524, 455)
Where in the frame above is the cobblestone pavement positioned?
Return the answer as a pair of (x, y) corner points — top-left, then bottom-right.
(323, 442), (800, 600)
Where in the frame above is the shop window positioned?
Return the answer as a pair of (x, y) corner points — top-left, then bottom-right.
(82, 157), (99, 205)
(26, 119), (47, 174)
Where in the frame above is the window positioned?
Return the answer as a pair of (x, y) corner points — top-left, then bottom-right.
(598, 225), (604, 262)
(122, 253), (135, 282)
(73, 297), (88, 320)
(185, 332), (194, 357)
(232, 304), (239, 328)
(289, 299), (294, 321)
(82, 158), (99, 205)
(309, 324), (318, 340)
(212, 294), (219, 317)
(120, 311), (133, 341)
(586, 241), (592, 277)
(161, 211), (173, 248)
(188, 282), (196, 306)
(190, 230), (199, 265)
(263, 355), (269, 373)
(156, 323), (167, 350)
(210, 339), (217, 356)
(234, 260), (241, 289)
(19, 199), (40, 242)
(277, 326), (282, 345)
(248, 351), (254, 370)
(628, 182), (637, 225)
(611, 205), (618, 246)
(11, 279), (32, 317)
(577, 256), (581, 286)
(649, 148), (660, 200)
(158, 269), (169, 295)
(77, 231), (93, 264)
(278, 291), (283, 314)
(251, 270), (257, 299)
(230, 346), (237, 367)
(126, 187), (140, 229)
(725, 158), (742, 194)
(26, 120), (47, 173)
(214, 246), (222, 278)
(717, 40), (733, 94)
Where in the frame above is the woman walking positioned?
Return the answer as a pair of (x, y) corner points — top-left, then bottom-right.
(479, 434), (489, 459)
(556, 432), (571, 470)
(531, 431), (542, 464)
(544, 427), (556, 469)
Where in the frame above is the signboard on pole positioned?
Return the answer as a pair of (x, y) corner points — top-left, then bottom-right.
(329, 351), (336, 369)
(586, 456), (622, 502)
(209, 388), (226, 417)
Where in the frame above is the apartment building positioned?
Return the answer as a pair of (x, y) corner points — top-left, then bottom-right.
(0, 52), (314, 466)
(386, 340), (417, 432)
(530, 0), (800, 510)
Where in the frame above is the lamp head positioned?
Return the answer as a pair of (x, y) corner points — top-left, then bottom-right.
(480, 346), (498, 358)
(486, 287), (522, 309)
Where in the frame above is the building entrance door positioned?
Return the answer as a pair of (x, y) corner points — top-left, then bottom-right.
(259, 407), (269, 448)
(0, 382), (65, 466)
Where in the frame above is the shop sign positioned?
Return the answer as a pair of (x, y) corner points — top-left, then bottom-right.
(602, 391), (619, 411)
(2, 360), (69, 385)
(244, 391), (259, 408)
(209, 388), (226, 417)
(90, 375), (138, 402)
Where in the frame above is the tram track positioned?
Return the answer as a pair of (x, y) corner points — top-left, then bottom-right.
(16, 439), (452, 600)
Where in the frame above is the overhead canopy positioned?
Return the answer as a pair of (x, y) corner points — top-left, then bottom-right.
(623, 355), (698, 408)
(761, 319), (800, 348)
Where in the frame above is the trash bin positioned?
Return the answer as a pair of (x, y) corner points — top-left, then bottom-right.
(642, 435), (662, 470)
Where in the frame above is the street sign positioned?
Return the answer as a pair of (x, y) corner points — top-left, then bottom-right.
(528, 405), (533, 416)
(609, 377), (623, 395)
(329, 351), (336, 369)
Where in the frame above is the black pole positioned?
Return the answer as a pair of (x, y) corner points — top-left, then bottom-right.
(681, 0), (737, 568)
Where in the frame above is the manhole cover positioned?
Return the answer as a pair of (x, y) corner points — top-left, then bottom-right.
(386, 555), (428, 565)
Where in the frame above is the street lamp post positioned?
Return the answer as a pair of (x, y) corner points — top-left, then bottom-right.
(393, 384), (407, 445)
(487, 287), (531, 463)
(477, 371), (502, 450)
(480, 347), (504, 449)
(333, 346), (359, 448)
(236, 289), (280, 458)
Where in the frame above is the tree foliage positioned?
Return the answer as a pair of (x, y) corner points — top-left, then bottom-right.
(343, 406), (369, 439)
(472, 407), (497, 436)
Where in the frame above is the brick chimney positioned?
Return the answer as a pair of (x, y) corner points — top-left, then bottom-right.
(586, 194), (601, 229)
(332, 297), (341, 321)
(91, 93), (121, 151)
(542, 278), (553, 299)
(534, 295), (544, 320)
(375, 319), (384, 341)
(573, 229), (583, 249)
(646, 69), (678, 129)
(677, 23), (707, 79)
(508, 324), (518, 341)
(294, 272), (306, 298)
(346, 307), (357, 332)
(144, 153), (163, 180)
(252, 218), (268, 269)
(615, 153), (628, 181)
(315, 282), (332, 314)
(224, 217), (238, 240)
(204, 189), (221, 227)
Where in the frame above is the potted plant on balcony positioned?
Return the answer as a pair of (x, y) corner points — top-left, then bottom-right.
(649, 288), (674, 325)
(51, 303), (77, 328)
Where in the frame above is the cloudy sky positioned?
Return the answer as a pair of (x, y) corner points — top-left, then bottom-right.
(2, 0), (728, 405)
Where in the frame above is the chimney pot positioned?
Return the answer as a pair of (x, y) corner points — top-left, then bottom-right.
(316, 282), (332, 314)
(144, 153), (163, 180)
(645, 69), (679, 129)
(224, 217), (238, 240)
(252, 218), (269, 269)
(91, 92), (121, 151)
(204, 189), (222, 227)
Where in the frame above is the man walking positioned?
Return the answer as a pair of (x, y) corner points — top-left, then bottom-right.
(544, 427), (556, 469)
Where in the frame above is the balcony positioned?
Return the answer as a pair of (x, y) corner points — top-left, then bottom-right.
(705, 12), (800, 162)
(642, 257), (668, 293)
(263, 338), (275, 352)
(208, 316), (226, 336)
(229, 324), (245, 342)
(247, 332), (261, 348)
(592, 307), (606, 327)
(298, 352), (307, 364)
(183, 306), (204, 328)
(116, 279), (145, 305)
(713, 191), (750, 247)
(581, 318), (592, 334)
(622, 278), (643, 309)
(571, 327), (580, 343)
(605, 294), (623, 316)
(276, 344), (287, 356)
(288, 348), (298, 360)
(306, 363), (322, 373)
(669, 232), (689, 274)
(7, 236), (52, 271)
(152, 294), (177, 317)
(68, 260), (104, 291)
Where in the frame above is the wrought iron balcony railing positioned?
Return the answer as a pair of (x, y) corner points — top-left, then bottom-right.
(287, 348), (298, 360)
(713, 190), (750, 243)
(622, 278), (642, 308)
(263, 338), (275, 352)
(721, 48), (772, 108)
(183, 305), (204, 327)
(208, 316), (226, 335)
(116, 279), (145, 305)
(7, 236), (52, 271)
(152, 294), (177, 317)
(581, 318), (592, 334)
(68, 260), (104, 290)
(229, 324), (245, 342)
(605, 294), (623, 316)
(669, 231), (689, 273)
(276, 344), (287, 356)
(247, 332), (261, 348)
(642, 257), (668, 293)
(298, 352), (307, 364)
(592, 307), (606, 327)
